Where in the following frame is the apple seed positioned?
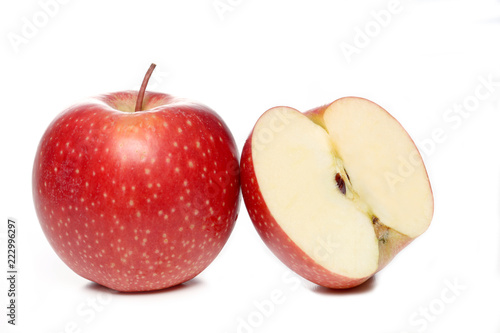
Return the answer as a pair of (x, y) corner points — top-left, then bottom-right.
(335, 173), (346, 195)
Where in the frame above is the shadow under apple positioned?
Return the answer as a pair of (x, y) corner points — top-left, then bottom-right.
(308, 276), (377, 295)
(84, 277), (204, 296)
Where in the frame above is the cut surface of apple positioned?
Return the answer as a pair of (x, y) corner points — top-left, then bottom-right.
(242, 97), (433, 288)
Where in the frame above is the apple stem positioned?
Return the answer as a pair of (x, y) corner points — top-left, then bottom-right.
(135, 63), (156, 112)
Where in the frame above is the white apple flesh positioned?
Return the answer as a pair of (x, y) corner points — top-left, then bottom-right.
(241, 97), (433, 288)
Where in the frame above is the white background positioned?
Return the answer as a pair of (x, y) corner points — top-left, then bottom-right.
(1, 0), (500, 332)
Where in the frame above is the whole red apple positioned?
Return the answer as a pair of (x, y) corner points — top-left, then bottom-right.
(33, 64), (240, 292)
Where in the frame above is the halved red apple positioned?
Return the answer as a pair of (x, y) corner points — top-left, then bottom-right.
(241, 97), (433, 289)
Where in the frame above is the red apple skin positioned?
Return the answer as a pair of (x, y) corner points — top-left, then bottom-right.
(33, 91), (240, 292)
(241, 131), (368, 289)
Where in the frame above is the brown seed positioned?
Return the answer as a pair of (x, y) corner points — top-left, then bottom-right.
(335, 173), (346, 195)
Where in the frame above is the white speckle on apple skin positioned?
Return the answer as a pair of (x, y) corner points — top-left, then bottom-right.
(33, 91), (241, 292)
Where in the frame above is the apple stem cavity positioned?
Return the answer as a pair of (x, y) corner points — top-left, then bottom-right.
(135, 63), (157, 112)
